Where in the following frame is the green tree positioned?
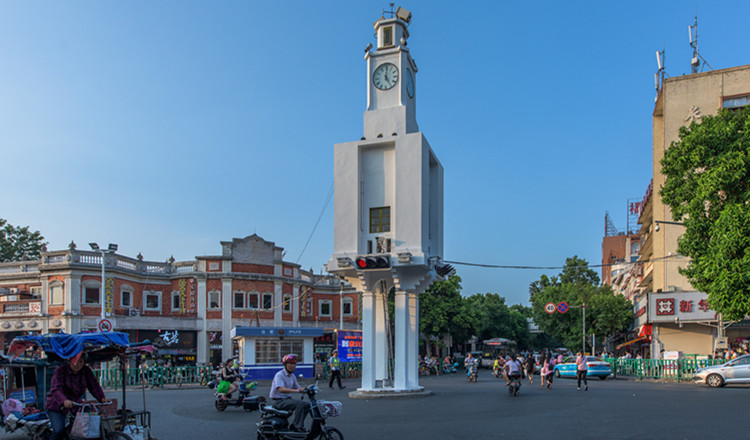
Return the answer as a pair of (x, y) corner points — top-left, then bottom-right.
(419, 275), (479, 351)
(0, 218), (47, 262)
(529, 257), (632, 351)
(466, 293), (532, 350)
(660, 107), (750, 320)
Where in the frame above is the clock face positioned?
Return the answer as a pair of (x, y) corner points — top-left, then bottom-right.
(373, 63), (399, 90)
(406, 68), (414, 98)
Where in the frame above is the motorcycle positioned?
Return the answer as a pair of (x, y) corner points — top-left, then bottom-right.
(467, 362), (478, 382)
(256, 383), (343, 440)
(508, 372), (521, 397)
(215, 378), (266, 412)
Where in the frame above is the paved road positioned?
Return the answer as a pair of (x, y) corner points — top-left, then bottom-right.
(3, 372), (747, 439)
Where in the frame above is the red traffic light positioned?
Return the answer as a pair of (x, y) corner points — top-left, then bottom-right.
(356, 257), (368, 269)
(355, 255), (390, 270)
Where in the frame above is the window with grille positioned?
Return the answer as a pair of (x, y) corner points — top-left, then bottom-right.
(248, 293), (259, 309)
(369, 206), (391, 233)
(263, 293), (273, 310)
(255, 338), (304, 364)
(208, 291), (220, 309)
(234, 292), (245, 309)
(319, 300), (332, 317)
(342, 298), (353, 316)
(84, 287), (100, 304)
(121, 290), (132, 308)
(282, 294), (292, 312)
(145, 291), (161, 311)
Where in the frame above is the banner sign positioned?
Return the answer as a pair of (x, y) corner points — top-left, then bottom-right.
(337, 330), (362, 363)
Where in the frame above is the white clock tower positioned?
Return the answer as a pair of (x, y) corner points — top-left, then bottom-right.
(328, 7), (445, 396)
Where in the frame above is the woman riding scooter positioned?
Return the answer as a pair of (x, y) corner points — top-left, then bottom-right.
(220, 358), (241, 399)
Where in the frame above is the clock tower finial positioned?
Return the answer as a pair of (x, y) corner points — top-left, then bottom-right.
(364, 6), (417, 139)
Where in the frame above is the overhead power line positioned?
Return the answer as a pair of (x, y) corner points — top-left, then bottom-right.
(444, 254), (683, 271)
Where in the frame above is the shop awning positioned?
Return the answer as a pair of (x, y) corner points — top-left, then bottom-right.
(616, 335), (648, 350)
(638, 324), (653, 337)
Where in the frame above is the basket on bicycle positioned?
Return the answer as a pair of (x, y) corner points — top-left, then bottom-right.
(316, 401), (343, 418)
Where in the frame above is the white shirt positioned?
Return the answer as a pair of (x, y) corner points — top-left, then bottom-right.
(507, 360), (522, 374)
(269, 368), (299, 399)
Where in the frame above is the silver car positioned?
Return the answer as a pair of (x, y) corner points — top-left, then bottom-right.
(694, 354), (750, 387)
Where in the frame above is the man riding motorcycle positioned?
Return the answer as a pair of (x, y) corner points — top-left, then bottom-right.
(269, 354), (310, 432)
(464, 353), (478, 380)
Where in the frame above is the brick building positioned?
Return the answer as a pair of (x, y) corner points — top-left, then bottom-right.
(0, 234), (359, 365)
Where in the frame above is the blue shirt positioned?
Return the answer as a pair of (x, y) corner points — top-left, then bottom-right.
(270, 368), (299, 399)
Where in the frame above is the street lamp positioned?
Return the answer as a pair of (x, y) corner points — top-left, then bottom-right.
(89, 242), (118, 323)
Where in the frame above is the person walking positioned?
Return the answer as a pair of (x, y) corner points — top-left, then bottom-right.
(525, 354), (535, 384)
(544, 356), (556, 388)
(328, 350), (346, 390)
(576, 351), (588, 391)
(539, 353), (548, 387)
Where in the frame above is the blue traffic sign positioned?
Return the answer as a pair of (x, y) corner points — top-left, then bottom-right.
(557, 302), (569, 314)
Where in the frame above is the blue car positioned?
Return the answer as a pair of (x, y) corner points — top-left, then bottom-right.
(554, 356), (612, 380)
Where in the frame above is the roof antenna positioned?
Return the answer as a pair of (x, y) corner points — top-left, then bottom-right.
(654, 49), (665, 101)
(383, 3), (395, 18)
(689, 14), (713, 73)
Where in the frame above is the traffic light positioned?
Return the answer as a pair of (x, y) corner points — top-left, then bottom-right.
(354, 255), (390, 270)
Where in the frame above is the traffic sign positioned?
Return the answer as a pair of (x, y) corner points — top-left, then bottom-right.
(557, 302), (569, 314)
(545, 303), (556, 314)
(98, 319), (112, 332)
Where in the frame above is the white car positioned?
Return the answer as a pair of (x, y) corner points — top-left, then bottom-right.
(694, 354), (750, 387)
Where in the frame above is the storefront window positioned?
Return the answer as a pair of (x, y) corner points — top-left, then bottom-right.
(255, 338), (304, 364)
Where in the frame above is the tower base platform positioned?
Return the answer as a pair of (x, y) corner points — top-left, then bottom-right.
(348, 387), (433, 399)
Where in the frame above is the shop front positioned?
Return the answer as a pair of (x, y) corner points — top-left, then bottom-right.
(126, 329), (198, 365)
(231, 327), (323, 380)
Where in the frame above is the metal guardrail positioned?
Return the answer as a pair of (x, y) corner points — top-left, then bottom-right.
(95, 363), (366, 389)
(604, 357), (728, 382)
(94, 365), (212, 390)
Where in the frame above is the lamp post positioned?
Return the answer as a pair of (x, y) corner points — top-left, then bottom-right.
(89, 242), (118, 323)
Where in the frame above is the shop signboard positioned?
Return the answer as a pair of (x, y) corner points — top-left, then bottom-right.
(648, 291), (717, 323)
(337, 330), (362, 363)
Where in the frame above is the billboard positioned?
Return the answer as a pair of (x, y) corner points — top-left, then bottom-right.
(337, 330), (362, 363)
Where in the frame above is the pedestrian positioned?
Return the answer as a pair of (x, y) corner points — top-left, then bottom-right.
(576, 351), (588, 391)
(328, 350), (346, 390)
(539, 353), (548, 388)
(525, 354), (535, 384)
(544, 356), (556, 388)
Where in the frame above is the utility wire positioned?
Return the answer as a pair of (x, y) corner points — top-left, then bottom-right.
(296, 182), (334, 264)
(444, 253), (684, 271)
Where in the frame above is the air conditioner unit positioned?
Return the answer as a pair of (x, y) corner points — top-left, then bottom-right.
(128, 308), (140, 317)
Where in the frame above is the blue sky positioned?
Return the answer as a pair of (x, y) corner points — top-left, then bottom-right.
(1, 1), (749, 306)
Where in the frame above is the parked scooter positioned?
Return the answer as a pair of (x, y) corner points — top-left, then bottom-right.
(442, 362), (458, 374)
(215, 378), (265, 412)
(256, 382), (343, 440)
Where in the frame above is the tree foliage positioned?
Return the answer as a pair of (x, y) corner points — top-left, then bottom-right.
(0, 218), (47, 262)
(660, 107), (750, 320)
(419, 275), (479, 347)
(529, 256), (633, 351)
(418, 274), (534, 351)
(465, 293), (532, 349)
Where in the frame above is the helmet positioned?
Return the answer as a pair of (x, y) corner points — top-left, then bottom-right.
(282, 354), (299, 364)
